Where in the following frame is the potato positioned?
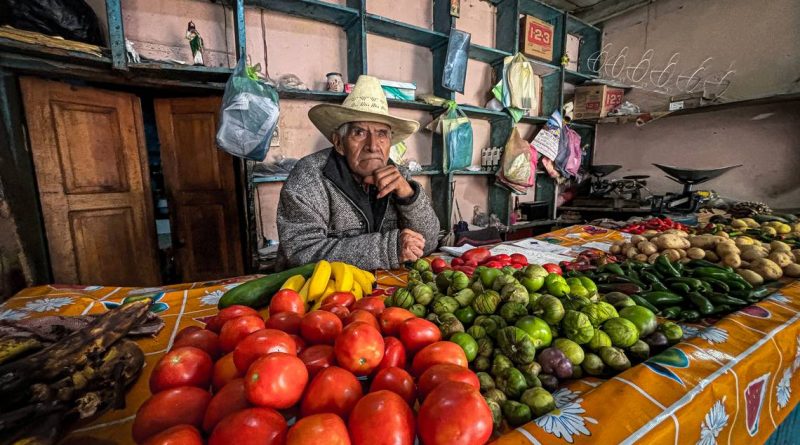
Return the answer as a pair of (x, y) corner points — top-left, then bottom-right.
(704, 250), (720, 262)
(716, 242), (740, 257)
(662, 249), (681, 262)
(793, 223), (800, 233)
(686, 247), (705, 260)
(769, 251), (793, 268)
(734, 236), (755, 248)
(625, 247), (639, 259)
(770, 240), (792, 253)
(741, 246), (769, 262)
(784, 263), (800, 278)
(740, 260), (750, 269)
(690, 235), (722, 250)
(719, 231), (730, 238)
(777, 223), (792, 234)
(609, 244), (622, 254)
(621, 242), (634, 252)
(678, 258), (692, 265)
(763, 226), (778, 236)
(630, 235), (647, 245)
(678, 249), (687, 259)
(750, 258), (783, 280)
(793, 249), (800, 260)
(647, 253), (660, 264)
(663, 229), (689, 238)
(655, 234), (687, 250)
(737, 269), (764, 286)
(642, 230), (659, 239)
(637, 241), (658, 256)
(730, 219), (748, 229)
(721, 253), (741, 268)
(634, 254), (649, 262)
(742, 218), (759, 228)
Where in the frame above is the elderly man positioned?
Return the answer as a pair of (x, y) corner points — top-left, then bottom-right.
(276, 75), (440, 270)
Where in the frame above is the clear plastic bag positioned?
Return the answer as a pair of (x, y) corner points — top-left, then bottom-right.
(216, 57), (280, 161)
(497, 127), (536, 193)
(442, 103), (473, 172)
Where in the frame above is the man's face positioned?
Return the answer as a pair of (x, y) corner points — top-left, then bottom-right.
(333, 121), (392, 179)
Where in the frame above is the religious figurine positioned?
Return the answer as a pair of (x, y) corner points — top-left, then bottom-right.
(185, 21), (204, 66)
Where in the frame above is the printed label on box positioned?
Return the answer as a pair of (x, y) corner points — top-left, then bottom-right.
(527, 22), (553, 48)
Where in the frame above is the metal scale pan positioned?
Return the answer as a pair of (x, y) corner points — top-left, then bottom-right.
(652, 164), (742, 187)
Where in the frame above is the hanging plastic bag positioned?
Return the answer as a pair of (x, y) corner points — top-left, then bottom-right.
(216, 57), (280, 161)
(497, 127), (536, 193)
(2, 0), (105, 45)
(503, 53), (540, 112)
(532, 110), (563, 161)
(442, 102), (473, 172)
(564, 127), (583, 177)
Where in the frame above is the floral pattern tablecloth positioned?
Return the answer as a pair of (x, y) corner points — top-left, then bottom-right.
(2, 225), (798, 445)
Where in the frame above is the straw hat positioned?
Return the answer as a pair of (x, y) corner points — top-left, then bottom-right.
(308, 75), (420, 145)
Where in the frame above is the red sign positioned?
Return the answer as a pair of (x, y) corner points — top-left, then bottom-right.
(527, 22), (553, 47)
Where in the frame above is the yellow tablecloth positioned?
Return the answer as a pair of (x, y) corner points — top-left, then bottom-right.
(3, 225), (799, 444)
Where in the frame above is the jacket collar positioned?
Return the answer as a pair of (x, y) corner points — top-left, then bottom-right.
(322, 148), (390, 233)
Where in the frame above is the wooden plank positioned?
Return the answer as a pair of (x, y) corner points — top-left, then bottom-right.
(105, 0), (127, 70)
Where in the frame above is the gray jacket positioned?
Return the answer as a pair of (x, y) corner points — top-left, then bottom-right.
(276, 148), (440, 270)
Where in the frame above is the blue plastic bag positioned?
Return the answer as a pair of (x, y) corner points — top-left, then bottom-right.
(442, 103), (473, 172)
(216, 57), (280, 161)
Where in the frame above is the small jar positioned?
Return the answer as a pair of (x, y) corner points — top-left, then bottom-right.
(326, 72), (344, 92)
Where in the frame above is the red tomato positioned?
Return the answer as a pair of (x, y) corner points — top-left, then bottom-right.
(299, 366), (363, 419)
(299, 311), (343, 345)
(212, 352), (242, 392)
(375, 336), (406, 372)
(174, 326), (202, 341)
(290, 334), (306, 354)
(351, 296), (385, 317)
(321, 292), (356, 309)
(208, 407), (287, 445)
(264, 311), (302, 335)
(369, 289), (386, 297)
(378, 307), (415, 337)
(326, 305), (350, 321)
(417, 363), (480, 400)
(370, 367), (416, 406)
(286, 413), (350, 445)
(542, 263), (562, 275)
(173, 328), (221, 360)
(149, 346), (212, 393)
(269, 289), (306, 316)
(451, 257), (464, 267)
(245, 352), (308, 409)
(203, 378), (251, 433)
(334, 322), (384, 376)
(345, 309), (380, 330)
(348, 390), (415, 445)
(142, 424), (203, 445)
(219, 315), (266, 353)
(206, 305), (259, 333)
(418, 382), (492, 445)
(510, 253), (528, 265)
(397, 318), (441, 354)
(463, 259), (478, 268)
(298, 344), (336, 378)
(233, 329), (297, 374)
(461, 247), (491, 264)
(132, 386), (211, 443)
(483, 261), (502, 268)
(430, 258), (448, 274)
(411, 341), (468, 376)
(510, 263), (524, 269)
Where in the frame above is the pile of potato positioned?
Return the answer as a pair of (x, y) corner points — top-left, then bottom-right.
(609, 229), (800, 285)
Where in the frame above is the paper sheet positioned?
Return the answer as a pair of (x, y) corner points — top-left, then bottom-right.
(489, 244), (574, 265)
(581, 241), (614, 252)
(439, 244), (476, 257)
(512, 238), (571, 254)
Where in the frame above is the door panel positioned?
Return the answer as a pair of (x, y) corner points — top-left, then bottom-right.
(155, 97), (243, 282)
(20, 77), (160, 286)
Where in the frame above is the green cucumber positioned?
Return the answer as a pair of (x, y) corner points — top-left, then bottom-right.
(219, 263), (316, 309)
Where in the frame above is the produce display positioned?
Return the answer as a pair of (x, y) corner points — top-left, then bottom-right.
(387, 258), (681, 430)
(0, 301), (152, 442)
(133, 264), (495, 445)
(620, 217), (689, 234)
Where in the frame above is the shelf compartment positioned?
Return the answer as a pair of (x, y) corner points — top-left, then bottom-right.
(468, 44), (511, 65)
(519, 0), (563, 21)
(128, 62), (232, 81)
(459, 105), (509, 122)
(246, 0), (359, 27)
(565, 14), (602, 78)
(563, 69), (598, 85)
(365, 14), (448, 48)
(519, 115), (549, 125)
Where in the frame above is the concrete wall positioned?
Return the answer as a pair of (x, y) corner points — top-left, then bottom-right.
(0, 184), (29, 300)
(593, 0), (800, 210)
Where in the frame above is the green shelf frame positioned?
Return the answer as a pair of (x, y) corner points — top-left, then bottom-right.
(246, 0), (358, 27)
(365, 14), (448, 48)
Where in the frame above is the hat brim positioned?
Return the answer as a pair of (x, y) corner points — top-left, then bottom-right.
(308, 103), (420, 146)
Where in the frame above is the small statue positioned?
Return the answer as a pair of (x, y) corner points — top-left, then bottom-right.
(125, 38), (140, 64)
(185, 21), (204, 66)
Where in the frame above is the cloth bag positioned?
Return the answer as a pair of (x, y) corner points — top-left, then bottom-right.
(442, 102), (473, 172)
(216, 57), (280, 161)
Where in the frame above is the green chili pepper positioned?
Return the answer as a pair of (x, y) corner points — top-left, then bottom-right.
(641, 291), (684, 307)
(688, 292), (714, 315)
(668, 282), (691, 294)
(665, 277), (704, 290)
(708, 293), (747, 307)
(660, 306), (682, 318)
(630, 294), (659, 313)
(601, 263), (626, 276)
(655, 255), (680, 278)
(702, 277), (730, 293)
(679, 309), (701, 321)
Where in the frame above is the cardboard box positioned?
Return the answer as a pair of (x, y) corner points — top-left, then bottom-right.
(573, 85), (625, 119)
(566, 34), (581, 71)
(519, 15), (554, 62)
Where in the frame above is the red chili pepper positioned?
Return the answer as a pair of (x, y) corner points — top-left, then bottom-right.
(484, 261), (503, 269)
(451, 257), (465, 267)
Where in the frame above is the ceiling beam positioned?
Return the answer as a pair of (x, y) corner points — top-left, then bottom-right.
(574, 0), (653, 24)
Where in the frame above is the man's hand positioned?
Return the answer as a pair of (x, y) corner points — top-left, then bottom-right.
(398, 228), (426, 263)
(364, 165), (414, 199)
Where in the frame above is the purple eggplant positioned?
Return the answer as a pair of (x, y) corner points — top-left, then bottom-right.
(536, 347), (573, 379)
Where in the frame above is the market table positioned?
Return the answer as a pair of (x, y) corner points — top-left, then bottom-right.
(3, 225), (800, 444)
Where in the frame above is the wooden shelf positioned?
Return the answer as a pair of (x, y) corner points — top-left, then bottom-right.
(509, 219), (559, 231)
(451, 170), (496, 176)
(246, 0), (358, 27)
(365, 14), (448, 48)
(564, 69), (598, 85)
(277, 88), (346, 101)
(520, 115), (549, 125)
(520, 0), (564, 20)
(468, 44), (511, 65)
(411, 168), (442, 176)
(459, 105), (509, 121)
(128, 62), (232, 81)
(253, 175), (288, 183)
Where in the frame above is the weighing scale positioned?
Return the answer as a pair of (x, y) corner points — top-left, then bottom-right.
(651, 163), (741, 213)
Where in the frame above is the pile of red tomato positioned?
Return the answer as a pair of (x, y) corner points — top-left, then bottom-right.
(132, 288), (493, 445)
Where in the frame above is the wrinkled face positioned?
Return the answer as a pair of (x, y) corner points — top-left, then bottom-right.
(332, 121), (392, 179)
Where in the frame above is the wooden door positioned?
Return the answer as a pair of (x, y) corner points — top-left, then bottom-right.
(154, 97), (244, 282)
(20, 77), (161, 286)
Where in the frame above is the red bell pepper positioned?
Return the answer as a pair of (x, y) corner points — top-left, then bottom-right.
(510, 253), (528, 265)
(509, 263), (524, 269)
(542, 263), (562, 275)
(464, 259), (478, 268)
(451, 257), (465, 267)
(461, 247), (491, 264)
(483, 261), (503, 269)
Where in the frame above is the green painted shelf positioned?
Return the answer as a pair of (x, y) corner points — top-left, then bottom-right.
(451, 170), (496, 176)
(365, 14), (448, 48)
(247, 0), (358, 27)
(253, 175), (288, 183)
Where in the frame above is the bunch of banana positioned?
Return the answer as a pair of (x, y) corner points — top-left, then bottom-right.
(279, 260), (377, 309)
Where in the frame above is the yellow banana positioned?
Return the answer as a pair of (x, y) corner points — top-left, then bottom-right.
(298, 278), (312, 302)
(362, 269), (377, 283)
(352, 280), (363, 300)
(331, 262), (354, 292)
(308, 260), (332, 301)
(351, 267), (373, 296)
(280, 274), (306, 292)
(322, 279), (336, 299)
